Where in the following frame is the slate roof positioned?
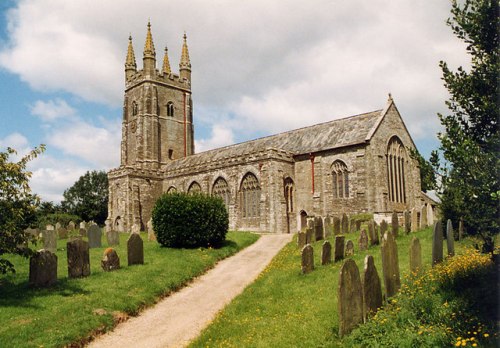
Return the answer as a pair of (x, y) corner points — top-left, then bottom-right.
(165, 109), (384, 171)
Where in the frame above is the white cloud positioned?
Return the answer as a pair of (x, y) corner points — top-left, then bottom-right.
(0, 132), (29, 150)
(30, 98), (76, 122)
(195, 124), (235, 153)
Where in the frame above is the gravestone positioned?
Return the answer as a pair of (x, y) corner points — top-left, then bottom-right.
(368, 220), (378, 246)
(358, 229), (368, 251)
(79, 228), (87, 238)
(420, 205), (428, 228)
(127, 233), (144, 266)
(101, 248), (120, 271)
(333, 217), (341, 235)
(314, 216), (323, 241)
(301, 244), (314, 274)
(42, 229), (57, 253)
(349, 219), (357, 234)
(297, 231), (306, 249)
(446, 219), (455, 257)
(55, 222), (62, 230)
(324, 216), (332, 238)
(356, 220), (362, 232)
(411, 208), (419, 232)
(305, 228), (313, 244)
(46, 224), (54, 231)
(345, 240), (354, 256)
(432, 220), (443, 266)
(25, 227), (39, 240)
(458, 219), (464, 241)
(306, 217), (315, 230)
(57, 227), (68, 239)
(341, 214), (349, 235)
(87, 224), (102, 248)
(29, 250), (57, 287)
(67, 239), (90, 278)
(106, 230), (120, 246)
(427, 203), (434, 225)
(404, 211), (411, 235)
(380, 230), (401, 298)
(147, 218), (156, 241)
(391, 212), (399, 238)
(334, 236), (345, 262)
(79, 221), (87, 230)
(321, 240), (332, 265)
(409, 237), (422, 273)
(338, 259), (363, 338)
(363, 255), (382, 318)
(379, 220), (388, 239)
(67, 221), (76, 231)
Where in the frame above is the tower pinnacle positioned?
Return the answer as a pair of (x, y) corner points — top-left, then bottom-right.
(143, 21), (156, 76)
(125, 35), (137, 80)
(162, 46), (171, 75)
(179, 32), (191, 81)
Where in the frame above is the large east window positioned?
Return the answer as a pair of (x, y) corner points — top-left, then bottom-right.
(387, 136), (407, 203)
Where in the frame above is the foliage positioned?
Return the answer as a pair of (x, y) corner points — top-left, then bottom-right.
(61, 170), (108, 225)
(408, 148), (438, 192)
(0, 145), (44, 274)
(152, 192), (229, 248)
(36, 213), (81, 230)
(434, 0), (499, 251)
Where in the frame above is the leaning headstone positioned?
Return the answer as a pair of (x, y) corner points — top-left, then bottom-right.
(87, 224), (102, 248)
(147, 218), (156, 241)
(127, 233), (144, 266)
(338, 259), (363, 338)
(106, 230), (120, 246)
(29, 250), (57, 287)
(67, 221), (76, 231)
(42, 229), (57, 253)
(458, 218), (464, 241)
(341, 214), (349, 235)
(427, 203), (434, 225)
(101, 248), (120, 271)
(321, 240), (332, 265)
(301, 244), (314, 274)
(345, 240), (354, 256)
(409, 237), (422, 273)
(67, 239), (90, 278)
(380, 220), (388, 238)
(297, 231), (306, 249)
(358, 229), (368, 251)
(404, 211), (411, 235)
(420, 205), (428, 228)
(391, 212), (399, 238)
(305, 228), (313, 244)
(334, 235), (345, 262)
(432, 220), (443, 266)
(446, 219), (455, 257)
(363, 255), (383, 319)
(411, 208), (419, 232)
(57, 227), (68, 239)
(314, 216), (323, 241)
(380, 230), (401, 298)
(333, 217), (341, 235)
(349, 219), (357, 234)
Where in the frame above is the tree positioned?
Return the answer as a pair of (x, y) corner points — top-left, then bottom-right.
(436, 0), (499, 251)
(409, 148), (438, 192)
(0, 145), (44, 274)
(61, 170), (108, 225)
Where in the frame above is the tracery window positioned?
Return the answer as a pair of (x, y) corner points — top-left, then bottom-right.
(284, 177), (294, 213)
(212, 177), (230, 210)
(332, 160), (349, 199)
(240, 172), (260, 218)
(187, 181), (201, 194)
(167, 102), (174, 117)
(387, 136), (407, 203)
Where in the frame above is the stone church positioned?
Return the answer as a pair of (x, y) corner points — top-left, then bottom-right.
(107, 23), (427, 234)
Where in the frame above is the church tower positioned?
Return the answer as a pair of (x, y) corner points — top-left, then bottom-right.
(121, 22), (194, 170)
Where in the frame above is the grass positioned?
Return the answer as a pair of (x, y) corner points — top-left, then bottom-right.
(0, 231), (259, 348)
(189, 226), (497, 347)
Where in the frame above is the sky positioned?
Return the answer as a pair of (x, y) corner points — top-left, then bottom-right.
(0, 0), (468, 203)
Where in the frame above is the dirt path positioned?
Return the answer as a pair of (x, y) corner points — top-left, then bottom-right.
(87, 233), (293, 348)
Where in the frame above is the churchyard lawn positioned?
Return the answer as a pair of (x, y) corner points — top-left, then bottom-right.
(0, 231), (259, 347)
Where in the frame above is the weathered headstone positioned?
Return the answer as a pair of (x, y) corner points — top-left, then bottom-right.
(368, 220), (378, 246)
(458, 218), (464, 241)
(427, 203), (434, 225)
(306, 217), (315, 230)
(127, 233), (144, 266)
(46, 224), (54, 231)
(323, 216), (332, 238)
(305, 228), (313, 244)
(25, 227), (39, 240)
(334, 235), (345, 262)
(79, 221), (87, 230)
(42, 229), (57, 253)
(341, 214), (349, 235)
(29, 250), (57, 287)
(391, 212), (399, 238)
(411, 208), (419, 232)
(380, 230), (401, 298)
(363, 255), (382, 319)
(432, 220), (443, 266)
(87, 224), (102, 248)
(301, 244), (314, 274)
(147, 218), (156, 241)
(358, 229), (368, 251)
(446, 219), (455, 257)
(349, 219), (357, 233)
(67, 239), (90, 278)
(420, 205), (428, 228)
(356, 220), (362, 232)
(57, 227), (68, 239)
(321, 240), (332, 265)
(101, 248), (120, 271)
(314, 216), (323, 241)
(338, 259), (363, 337)
(67, 221), (76, 231)
(404, 211), (411, 235)
(333, 217), (341, 235)
(297, 231), (306, 249)
(409, 237), (422, 273)
(79, 228), (87, 238)
(55, 222), (62, 230)
(345, 240), (354, 256)
(380, 220), (388, 238)
(106, 230), (120, 246)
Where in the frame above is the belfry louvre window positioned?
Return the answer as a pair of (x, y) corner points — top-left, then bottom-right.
(212, 177), (230, 210)
(284, 177), (294, 213)
(167, 102), (174, 117)
(240, 173), (260, 218)
(387, 136), (407, 203)
(332, 160), (349, 198)
(187, 181), (201, 194)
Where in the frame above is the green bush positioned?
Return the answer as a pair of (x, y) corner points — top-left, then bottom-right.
(152, 192), (229, 248)
(36, 213), (81, 229)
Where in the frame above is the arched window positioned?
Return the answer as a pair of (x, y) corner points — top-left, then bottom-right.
(166, 186), (177, 194)
(284, 177), (294, 213)
(332, 160), (349, 199)
(240, 172), (260, 218)
(212, 177), (230, 210)
(387, 136), (407, 203)
(187, 181), (202, 194)
(167, 102), (174, 117)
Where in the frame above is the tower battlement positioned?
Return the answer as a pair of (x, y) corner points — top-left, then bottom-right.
(125, 70), (190, 91)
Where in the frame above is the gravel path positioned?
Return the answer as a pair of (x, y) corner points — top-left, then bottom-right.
(87, 233), (293, 348)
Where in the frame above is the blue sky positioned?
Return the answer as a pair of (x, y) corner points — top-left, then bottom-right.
(0, 0), (468, 202)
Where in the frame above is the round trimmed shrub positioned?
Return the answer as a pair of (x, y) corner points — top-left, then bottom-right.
(152, 192), (229, 248)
